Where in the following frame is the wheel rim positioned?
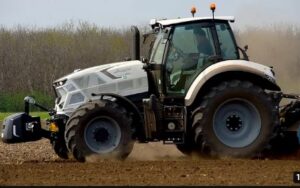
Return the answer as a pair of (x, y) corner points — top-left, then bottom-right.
(84, 116), (121, 154)
(213, 98), (261, 148)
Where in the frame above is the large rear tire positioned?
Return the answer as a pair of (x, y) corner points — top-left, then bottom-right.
(65, 100), (134, 162)
(194, 80), (278, 158)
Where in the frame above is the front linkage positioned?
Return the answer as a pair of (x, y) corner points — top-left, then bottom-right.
(1, 96), (69, 158)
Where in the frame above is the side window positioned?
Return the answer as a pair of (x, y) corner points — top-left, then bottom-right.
(195, 27), (216, 56)
(216, 23), (239, 60)
(171, 27), (198, 54)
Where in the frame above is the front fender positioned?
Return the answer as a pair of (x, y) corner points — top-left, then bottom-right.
(185, 60), (279, 106)
(91, 93), (146, 141)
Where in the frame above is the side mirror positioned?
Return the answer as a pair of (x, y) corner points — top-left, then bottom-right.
(24, 96), (36, 105)
(237, 45), (249, 61)
(244, 45), (249, 52)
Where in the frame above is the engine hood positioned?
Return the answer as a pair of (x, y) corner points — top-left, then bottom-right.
(54, 60), (143, 84)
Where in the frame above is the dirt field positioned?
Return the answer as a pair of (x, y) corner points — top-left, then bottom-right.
(1, 137), (300, 186)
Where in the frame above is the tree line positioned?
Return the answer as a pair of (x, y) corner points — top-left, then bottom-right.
(0, 22), (299, 111)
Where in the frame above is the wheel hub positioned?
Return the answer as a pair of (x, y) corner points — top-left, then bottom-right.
(93, 128), (110, 143)
(84, 116), (122, 154)
(213, 97), (262, 148)
(226, 114), (243, 132)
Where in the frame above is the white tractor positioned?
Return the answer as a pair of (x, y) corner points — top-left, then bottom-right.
(2, 4), (300, 162)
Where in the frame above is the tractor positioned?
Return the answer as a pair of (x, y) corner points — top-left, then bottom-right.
(2, 4), (300, 162)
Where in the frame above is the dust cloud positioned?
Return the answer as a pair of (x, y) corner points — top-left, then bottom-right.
(235, 25), (300, 93)
(85, 142), (186, 163)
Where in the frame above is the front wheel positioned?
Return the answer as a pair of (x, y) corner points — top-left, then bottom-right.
(65, 100), (134, 162)
(194, 80), (278, 158)
(52, 139), (69, 159)
(176, 140), (196, 156)
(176, 132), (199, 156)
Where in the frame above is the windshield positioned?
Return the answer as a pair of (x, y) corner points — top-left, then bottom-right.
(150, 32), (167, 64)
(142, 32), (157, 60)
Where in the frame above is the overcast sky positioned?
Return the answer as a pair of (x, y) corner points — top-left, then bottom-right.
(0, 0), (299, 30)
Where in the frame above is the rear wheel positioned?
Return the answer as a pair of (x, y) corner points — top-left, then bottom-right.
(65, 100), (134, 162)
(194, 80), (278, 158)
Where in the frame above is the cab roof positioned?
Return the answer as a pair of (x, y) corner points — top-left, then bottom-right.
(151, 16), (235, 27)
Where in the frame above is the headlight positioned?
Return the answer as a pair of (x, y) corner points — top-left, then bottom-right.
(53, 79), (67, 88)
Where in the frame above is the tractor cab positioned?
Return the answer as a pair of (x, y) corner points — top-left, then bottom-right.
(144, 16), (241, 103)
(140, 6), (257, 144)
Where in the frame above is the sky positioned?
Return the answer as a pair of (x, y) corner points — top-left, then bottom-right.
(0, 0), (300, 30)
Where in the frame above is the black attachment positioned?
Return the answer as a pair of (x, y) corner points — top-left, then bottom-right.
(278, 92), (300, 132)
(1, 113), (42, 143)
(2, 96), (56, 143)
(282, 93), (300, 100)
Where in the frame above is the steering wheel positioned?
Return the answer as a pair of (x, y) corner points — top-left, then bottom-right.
(169, 43), (188, 61)
(174, 46), (187, 59)
(166, 44), (185, 73)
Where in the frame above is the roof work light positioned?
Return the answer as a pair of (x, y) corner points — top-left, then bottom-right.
(191, 6), (197, 17)
(210, 3), (216, 19)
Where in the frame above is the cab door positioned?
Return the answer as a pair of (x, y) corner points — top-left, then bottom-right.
(142, 28), (170, 140)
(164, 22), (217, 97)
(144, 29), (170, 98)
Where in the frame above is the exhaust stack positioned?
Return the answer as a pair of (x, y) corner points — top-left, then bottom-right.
(131, 26), (140, 61)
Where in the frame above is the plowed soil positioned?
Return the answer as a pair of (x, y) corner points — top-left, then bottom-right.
(1, 138), (300, 186)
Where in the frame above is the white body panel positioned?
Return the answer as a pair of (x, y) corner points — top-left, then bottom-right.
(53, 60), (148, 116)
(185, 60), (276, 106)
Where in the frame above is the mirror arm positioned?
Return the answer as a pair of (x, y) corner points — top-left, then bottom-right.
(24, 96), (53, 115)
(238, 46), (249, 61)
(33, 103), (50, 112)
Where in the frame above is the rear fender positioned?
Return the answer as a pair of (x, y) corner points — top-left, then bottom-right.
(185, 60), (280, 107)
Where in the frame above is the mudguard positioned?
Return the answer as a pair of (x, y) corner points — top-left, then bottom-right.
(185, 60), (279, 106)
